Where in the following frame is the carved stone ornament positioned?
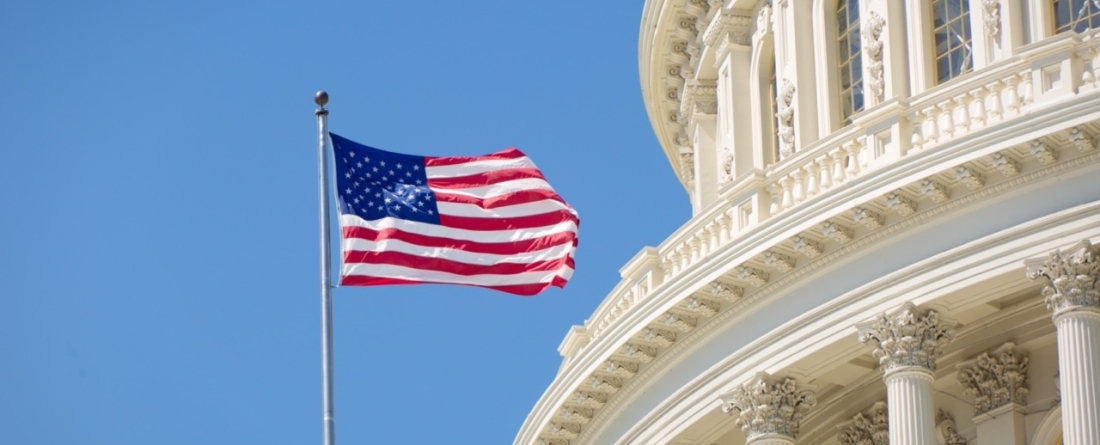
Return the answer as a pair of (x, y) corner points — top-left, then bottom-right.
(821, 220), (854, 243)
(756, 1), (773, 38)
(857, 303), (956, 373)
(1067, 126), (1096, 152)
(721, 373), (817, 441)
(982, 0), (1001, 38)
(862, 11), (886, 102)
(711, 281), (745, 301)
(680, 151), (696, 184)
(957, 342), (1030, 414)
(884, 191), (916, 216)
(703, 11), (752, 54)
(920, 179), (950, 202)
(990, 151), (1020, 177)
(680, 82), (718, 118)
(735, 265), (770, 287)
(936, 410), (968, 445)
(776, 79), (797, 158)
(1026, 240), (1100, 315)
(791, 235), (824, 258)
(837, 401), (888, 445)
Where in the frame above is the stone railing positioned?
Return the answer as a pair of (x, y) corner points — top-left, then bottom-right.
(576, 31), (1090, 354)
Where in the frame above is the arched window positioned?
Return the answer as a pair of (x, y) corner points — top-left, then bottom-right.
(837, 0), (863, 124)
(1055, 0), (1100, 33)
(932, 0), (973, 83)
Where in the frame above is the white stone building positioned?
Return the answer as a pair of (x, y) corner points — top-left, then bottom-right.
(516, 2), (1100, 445)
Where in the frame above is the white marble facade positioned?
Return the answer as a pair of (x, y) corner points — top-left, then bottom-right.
(517, 2), (1100, 445)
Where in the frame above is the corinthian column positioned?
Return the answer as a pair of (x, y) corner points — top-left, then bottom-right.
(1027, 240), (1100, 445)
(858, 303), (956, 445)
(957, 342), (1029, 445)
(720, 372), (816, 445)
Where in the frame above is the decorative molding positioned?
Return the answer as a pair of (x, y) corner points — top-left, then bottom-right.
(735, 265), (770, 287)
(837, 401), (888, 445)
(954, 165), (985, 190)
(822, 220), (854, 243)
(957, 342), (1030, 414)
(791, 235), (824, 258)
(990, 151), (1021, 177)
(558, 406), (594, 424)
(642, 327), (677, 347)
(620, 344), (657, 363)
(587, 376), (622, 393)
(1028, 140), (1058, 165)
(680, 82), (718, 118)
(920, 179), (950, 202)
(604, 360), (640, 378)
(686, 297), (720, 317)
(857, 303), (956, 372)
(547, 422), (581, 439)
(1026, 239), (1100, 314)
(884, 191), (917, 216)
(711, 281), (744, 301)
(982, 0), (1001, 38)
(664, 312), (698, 332)
(755, 1), (773, 38)
(721, 373), (816, 442)
(570, 391), (606, 408)
(762, 250), (796, 272)
(935, 410), (968, 445)
(853, 206), (884, 229)
(862, 11), (886, 102)
(1068, 126), (1096, 152)
(703, 11), (752, 54)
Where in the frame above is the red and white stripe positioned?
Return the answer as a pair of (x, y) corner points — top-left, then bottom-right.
(339, 148), (578, 296)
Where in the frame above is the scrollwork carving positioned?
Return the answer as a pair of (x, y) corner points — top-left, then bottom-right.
(858, 303), (956, 372)
(957, 342), (1029, 414)
(1026, 240), (1100, 314)
(721, 373), (816, 441)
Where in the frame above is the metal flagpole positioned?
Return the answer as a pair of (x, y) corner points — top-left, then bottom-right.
(315, 90), (337, 445)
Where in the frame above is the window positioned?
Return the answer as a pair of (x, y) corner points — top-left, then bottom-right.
(1055, 0), (1100, 33)
(837, 0), (863, 124)
(933, 0), (973, 83)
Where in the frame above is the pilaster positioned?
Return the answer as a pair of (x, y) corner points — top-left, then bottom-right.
(957, 342), (1030, 445)
(720, 372), (816, 445)
(1027, 240), (1100, 445)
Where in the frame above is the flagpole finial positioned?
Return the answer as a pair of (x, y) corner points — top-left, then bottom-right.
(315, 90), (329, 107)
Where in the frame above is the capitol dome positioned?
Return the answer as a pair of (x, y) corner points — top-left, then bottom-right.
(517, 2), (1100, 445)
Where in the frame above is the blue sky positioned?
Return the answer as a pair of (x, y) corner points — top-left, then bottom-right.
(0, 1), (690, 443)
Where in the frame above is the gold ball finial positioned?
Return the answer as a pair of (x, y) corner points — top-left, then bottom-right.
(315, 91), (329, 107)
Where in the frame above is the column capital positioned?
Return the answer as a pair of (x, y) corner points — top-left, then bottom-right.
(720, 373), (816, 442)
(956, 342), (1030, 415)
(857, 303), (956, 374)
(837, 401), (888, 445)
(702, 10), (752, 59)
(1026, 240), (1100, 317)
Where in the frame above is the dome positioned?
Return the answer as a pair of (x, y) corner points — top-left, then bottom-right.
(518, 2), (1100, 445)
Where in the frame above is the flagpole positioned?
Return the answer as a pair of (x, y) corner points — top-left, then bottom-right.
(315, 90), (337, 445)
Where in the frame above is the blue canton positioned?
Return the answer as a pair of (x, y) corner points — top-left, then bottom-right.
(330, 133), (441, 225)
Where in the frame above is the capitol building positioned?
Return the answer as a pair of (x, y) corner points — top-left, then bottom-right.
(515, 1), (1100, 445)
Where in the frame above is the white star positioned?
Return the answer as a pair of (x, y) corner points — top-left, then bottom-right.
(428, 210), (434, 215)
(413, 165), (420, 171)
(389, 170), (395, 176)
(353, 198), (360, 204)
(375, 192), (381, 198)
(377, 205), (384, 211)
(415, 179), (422, 184)
(385, 197), (392, 203)
(418, 201), (424, 207)
(365, 173), (372, 178)
(396, 163), (403, 169)
(372, 167), (379, 172)
(364, 156), (370, 162)
(406, 172), (412, 177)
(368, 201), (374, 207)
(345, 188), (352, 194)
(345, 173), (352, 178)
(424, 194), (432, 200)
(342, 158), (348, 164)
(349, 152), (356, 158)
(379, 160), (386, 167)
(353, 181), (360, 187)
(357, 162), (363, 168)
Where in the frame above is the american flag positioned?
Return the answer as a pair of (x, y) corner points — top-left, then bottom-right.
(330, 133), (579, 296)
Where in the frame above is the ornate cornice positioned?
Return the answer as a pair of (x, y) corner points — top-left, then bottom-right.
(1026, 239), (1100, 316)
(720, 373), (816, 441)
(857, 303), (956, 373)
(957, 342), (1030, 414)
(703, 10), (752, 55)
(837, 401), (888, 445)
(680, 81), (718, 119)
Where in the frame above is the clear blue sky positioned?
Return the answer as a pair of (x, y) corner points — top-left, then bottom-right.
(0, 1), (690, 444)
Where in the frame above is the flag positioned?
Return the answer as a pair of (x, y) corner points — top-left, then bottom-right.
(329, 133), (579, 296)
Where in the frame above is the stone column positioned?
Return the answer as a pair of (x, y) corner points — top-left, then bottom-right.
(1027, 240), (1100, 445)
(720, 372), (816, 445)
(858, 303), (956, 445)
(957, 342), (1029, 445)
